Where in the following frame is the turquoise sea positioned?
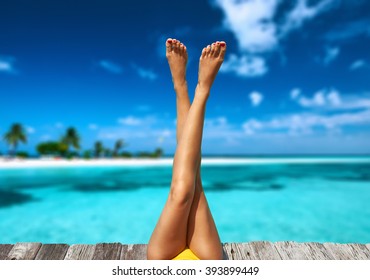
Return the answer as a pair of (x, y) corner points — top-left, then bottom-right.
(1, 157), (370, 244)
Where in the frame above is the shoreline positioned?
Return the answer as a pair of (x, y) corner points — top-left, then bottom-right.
(1, 156), (370, 168)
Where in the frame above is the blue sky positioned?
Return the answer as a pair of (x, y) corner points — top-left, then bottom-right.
(1, 0), (370, 155)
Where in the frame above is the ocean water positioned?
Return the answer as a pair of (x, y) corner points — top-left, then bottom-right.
(1, 158), (370, 244)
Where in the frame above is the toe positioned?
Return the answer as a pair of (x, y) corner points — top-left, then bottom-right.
(180, 43), (185, 54)
(166, 38), (173, 54)
(201, 47), (207, 58)
(173, 39), (180, 53)
(214, 42), (221, 57)
(205, 45), (211, 57)
(219, 41), (226, 59)
(210, 43), (216, 56)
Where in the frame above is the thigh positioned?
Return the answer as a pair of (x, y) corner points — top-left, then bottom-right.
(147, 194), (192, 259)
(187, 184), (223, 260)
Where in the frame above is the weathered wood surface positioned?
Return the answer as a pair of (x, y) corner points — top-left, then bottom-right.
(92, 243), (122, 260)
(35, 244), (69, 260)
(7, 243), (42, 260)
(273, 241), (309, 260)
(65, 244), (95, 260)
(121, 244), (147, 260)
(0, 244), (13, 260)
(302, 242), (334, 260)
(1, 242), (370, 260)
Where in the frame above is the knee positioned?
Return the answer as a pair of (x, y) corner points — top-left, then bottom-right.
(169, 179), (195, 206)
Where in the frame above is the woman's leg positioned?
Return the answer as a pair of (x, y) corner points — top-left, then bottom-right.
(147, 38), (193, 259)
(186, 42), (226, 260)
(147, 39), (226, 259)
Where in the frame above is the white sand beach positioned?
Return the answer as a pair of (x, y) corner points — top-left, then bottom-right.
(0, 156), (369, 169)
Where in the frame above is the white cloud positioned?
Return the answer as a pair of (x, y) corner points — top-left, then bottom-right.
(117, 115), (157, 126)
(98, 118), (176, 151)
(323, 46), (340, 65)
(213, 0), (336, 78)
(205, 117), (229, 127)
(325, 18), (370, 41)
(204, 116), (245, 145)
(290, 88), (301, 99)
(131, 64), (157, 81)
(332, 96), (370, 110)
(214, 0), (336, 52)
(157, 129), (172, 144)
(0, 56), (17, 74)
(160, 129), (172, 137)
(26, 126), (35, 134)
(349, 60), (367, 71)
(118, 116), (142, 126)
(242, 109), (370, 136)
(242, 119), (263, 135)
(97, 117), (176, 151)
(291, 88), (342, 108)
(281, 0), (336, 36)
(326, 90), (341, 106)
(98, 60), (123, 74)
(291, 89), (370, 111)
(249, 91), (264, 106)
(214, 0), (279, 53)
(88, 124), (98, 130)
(220, 54), (268, 77)
(298, 90), (327, 107)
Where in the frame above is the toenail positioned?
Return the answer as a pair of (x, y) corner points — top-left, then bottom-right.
(220, 42), (226, 47)
(167, 39), (172, 44)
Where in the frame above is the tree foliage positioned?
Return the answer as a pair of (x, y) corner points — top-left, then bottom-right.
(62, 127), (80, 151)
(3, 123), (27, 156)
(36, 141), (68, 156)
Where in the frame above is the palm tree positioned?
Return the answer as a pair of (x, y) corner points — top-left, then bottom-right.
(3, 123), (27, 156)
(94, 141), (104, 158)
(113, 139), (125, 157)
(153, 148), (163, 158)
(62, 127), (80, 153)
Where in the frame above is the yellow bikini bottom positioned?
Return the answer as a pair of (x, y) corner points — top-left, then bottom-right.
(172, 248), (200, 260)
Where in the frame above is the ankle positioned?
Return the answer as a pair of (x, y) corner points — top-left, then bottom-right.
(195, 83), (210, 96)
(194, 84), (210, 102)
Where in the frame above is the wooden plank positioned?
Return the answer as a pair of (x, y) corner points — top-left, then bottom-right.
(222, 243), (233, 260)
(0, 244), (14, 260)
(35, 244), (69, 260)
(230, 243), (258, 260)
(346, 244), (370, 260)
(323, 243), (355, 260)
(273, 242), (310, 260)
(2, 242), (369, 260)
(7, 243), (42, 260)
(249, 241), (282, 260)
(121, 244), (147, 260)
(302, 242), (335, 260)
(366, 244), (370, 252)
(92, 243), (122, 260)
(64, 244), (96, 260)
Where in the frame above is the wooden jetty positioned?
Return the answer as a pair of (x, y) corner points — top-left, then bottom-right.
(1, 242), (370, 260)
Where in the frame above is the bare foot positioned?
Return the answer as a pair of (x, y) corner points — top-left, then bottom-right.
(166, 38), (188, 90)
(197, 41), (226, 96)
